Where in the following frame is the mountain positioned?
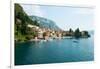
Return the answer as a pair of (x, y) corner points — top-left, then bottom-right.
(15, 3), (61, 31)
(15, 4), (40, 26)
(30, 16), (61, 31)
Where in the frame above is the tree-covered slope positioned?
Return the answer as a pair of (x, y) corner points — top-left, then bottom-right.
(15, 4), (40, 41)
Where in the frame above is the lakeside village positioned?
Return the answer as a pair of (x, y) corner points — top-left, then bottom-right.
(15, 23), (90, 42)
(14, 4), (90, 42)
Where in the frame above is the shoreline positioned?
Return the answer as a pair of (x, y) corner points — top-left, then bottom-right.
(15, 36), (90, 43)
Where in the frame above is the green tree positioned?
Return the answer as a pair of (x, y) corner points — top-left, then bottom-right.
(69, 28), (74, 36)
(74, 28), (81, 38)
(69, 28), (73, 33)
(33, 20), (40, 26)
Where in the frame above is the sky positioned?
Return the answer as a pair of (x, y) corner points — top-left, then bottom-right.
(20, 4), (94, 31)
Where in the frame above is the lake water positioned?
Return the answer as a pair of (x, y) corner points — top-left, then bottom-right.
(15, 34), (94, 65)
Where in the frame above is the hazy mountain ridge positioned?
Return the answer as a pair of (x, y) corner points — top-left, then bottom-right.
(30, 16), (61, 31)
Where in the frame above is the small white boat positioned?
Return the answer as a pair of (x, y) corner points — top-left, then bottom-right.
(48, 38), (53, 41)
(41, 40), (47, 42)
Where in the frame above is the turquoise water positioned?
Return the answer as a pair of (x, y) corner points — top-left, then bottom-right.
(15, 34), (94, 65)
